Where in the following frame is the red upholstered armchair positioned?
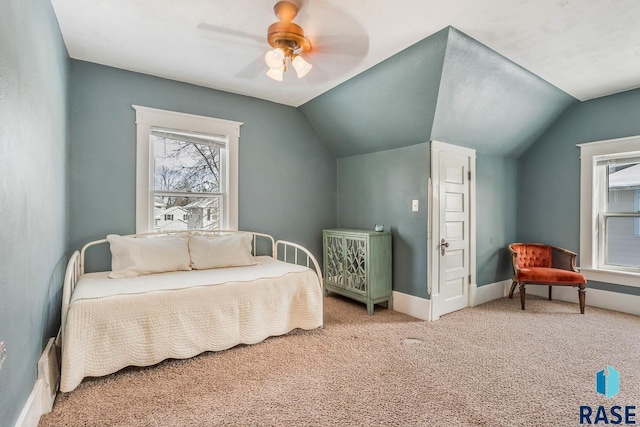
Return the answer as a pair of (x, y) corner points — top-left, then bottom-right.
(508, 243), (587, 313)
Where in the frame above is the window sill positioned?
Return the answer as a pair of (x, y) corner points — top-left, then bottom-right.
(579, 268), (640, 288)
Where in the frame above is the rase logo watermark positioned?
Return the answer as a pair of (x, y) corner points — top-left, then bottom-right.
(597, 366), (620, 399)
(580, 366), (636, 425)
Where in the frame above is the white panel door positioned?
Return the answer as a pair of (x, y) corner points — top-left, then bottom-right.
(437, 150), (470, 315)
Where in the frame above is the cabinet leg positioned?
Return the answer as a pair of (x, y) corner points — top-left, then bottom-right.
(387, 295), (393, 311)
(367, 302), (374, 315)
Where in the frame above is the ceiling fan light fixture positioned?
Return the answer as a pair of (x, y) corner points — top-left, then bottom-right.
(264, 1), (312, 81)
(292, 55), (312, 78)
(264, 48), (285, 69)
(266, 66), (284, 81)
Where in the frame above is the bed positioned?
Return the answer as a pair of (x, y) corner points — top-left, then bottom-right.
(58, 230), (323, 392)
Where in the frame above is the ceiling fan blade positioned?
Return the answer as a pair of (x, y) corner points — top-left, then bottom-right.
(235, 55), (267, 79)
(308, 35), (369, 58)
(197, 23), (266, 45)
(302, 63), (331, 85)
(297, 33), (369, 83)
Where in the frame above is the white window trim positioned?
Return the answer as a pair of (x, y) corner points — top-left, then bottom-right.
(578, 135), (640, 287)
(635, 190), (640, 237)
(133, 105), (242, 233)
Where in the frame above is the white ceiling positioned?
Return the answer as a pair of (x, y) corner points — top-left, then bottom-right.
(51, 0), (640, 107)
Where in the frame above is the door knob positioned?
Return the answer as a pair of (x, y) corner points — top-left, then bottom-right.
(440, 239), (449, 256)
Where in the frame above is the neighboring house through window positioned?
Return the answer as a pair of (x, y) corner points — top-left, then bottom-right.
(134, 105), (242, 233)
(579, 136), (640, 287)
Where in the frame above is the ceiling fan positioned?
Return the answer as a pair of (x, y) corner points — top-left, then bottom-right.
(264, 1), (312, 81)
(198, 0), (369, 83)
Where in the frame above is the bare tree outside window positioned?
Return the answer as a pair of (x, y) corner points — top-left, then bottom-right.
(134, 105), (240, 233)
(152, 131), (225, 231)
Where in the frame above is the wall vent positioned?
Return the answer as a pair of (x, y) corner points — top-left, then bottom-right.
(37, 337), (59, 414)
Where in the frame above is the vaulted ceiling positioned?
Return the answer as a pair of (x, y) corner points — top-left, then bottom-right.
(51, 0), (640, 107)
(300, 27), (576, 158)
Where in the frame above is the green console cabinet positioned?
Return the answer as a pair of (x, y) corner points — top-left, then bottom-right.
(322, 229), (392, 315)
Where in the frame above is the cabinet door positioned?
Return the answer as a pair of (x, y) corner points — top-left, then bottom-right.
(344, 236), (367, 295)
(325, 234), (345, 287)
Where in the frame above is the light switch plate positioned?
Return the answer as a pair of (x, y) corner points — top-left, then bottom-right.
(412, 199), (419, 212)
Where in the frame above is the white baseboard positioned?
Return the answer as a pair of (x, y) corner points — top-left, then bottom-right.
(476, 280), (640, 317)
(470, 280), (512, 307)
(521, 285), (640, 316)
(392, 291), (431, 321)
(14, 337), (59, 427)
(396, 280), (510, 321)
(14, 379), (43, 427)
(393, 281), (640, 321)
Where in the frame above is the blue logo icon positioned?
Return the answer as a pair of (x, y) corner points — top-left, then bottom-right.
(596, 366), (620, 399)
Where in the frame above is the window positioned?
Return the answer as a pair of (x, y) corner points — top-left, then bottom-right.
(579, 136), (640, 287)
(152, 128), (224, 231)
(598, 158), (640, 269)
(134, 105), (242, 233)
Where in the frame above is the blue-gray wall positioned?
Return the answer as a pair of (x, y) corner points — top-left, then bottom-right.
(4, 12), (638, 421)
(335, 147), (519, 297)
(476, 153), (519, 286)
(69, 60), (336, 271)
(302, 26), (574, 297)
(432, 28), (576, 157)
(518, 88), (640, 295)
(430, 28), (574, 289)
(337, 144), (429, 297)
(302, 30), (447, 298)
(0, 0), (69, 424)
(300, 28), (449, 158)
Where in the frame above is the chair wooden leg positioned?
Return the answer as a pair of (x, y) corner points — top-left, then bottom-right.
(519, 283), (526, 310)
(578, 285), (586, 314)
(509, 280), (518, 299)
(548, 285), (552, 301)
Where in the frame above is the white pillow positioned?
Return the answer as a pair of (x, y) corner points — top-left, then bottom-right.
(107, 234), (192, 278)
(188, 233), (258, 270)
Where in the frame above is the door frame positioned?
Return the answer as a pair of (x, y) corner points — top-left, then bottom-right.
(429, 140), (476, 321)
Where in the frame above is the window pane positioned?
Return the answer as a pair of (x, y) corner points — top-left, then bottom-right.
(154, 196), (221, 232)
(605, 216), (640, 268)
(608, 162), (640, 213)
(153, 136), (221, 193)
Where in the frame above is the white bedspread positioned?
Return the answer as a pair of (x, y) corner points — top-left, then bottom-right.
(61, 256), (323, 392)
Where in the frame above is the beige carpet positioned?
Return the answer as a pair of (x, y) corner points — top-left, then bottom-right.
(40, 294), (640, 426)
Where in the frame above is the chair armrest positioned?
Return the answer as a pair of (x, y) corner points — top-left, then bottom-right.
(508, 245), (521, 276)
(551, 246), (578, 272)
